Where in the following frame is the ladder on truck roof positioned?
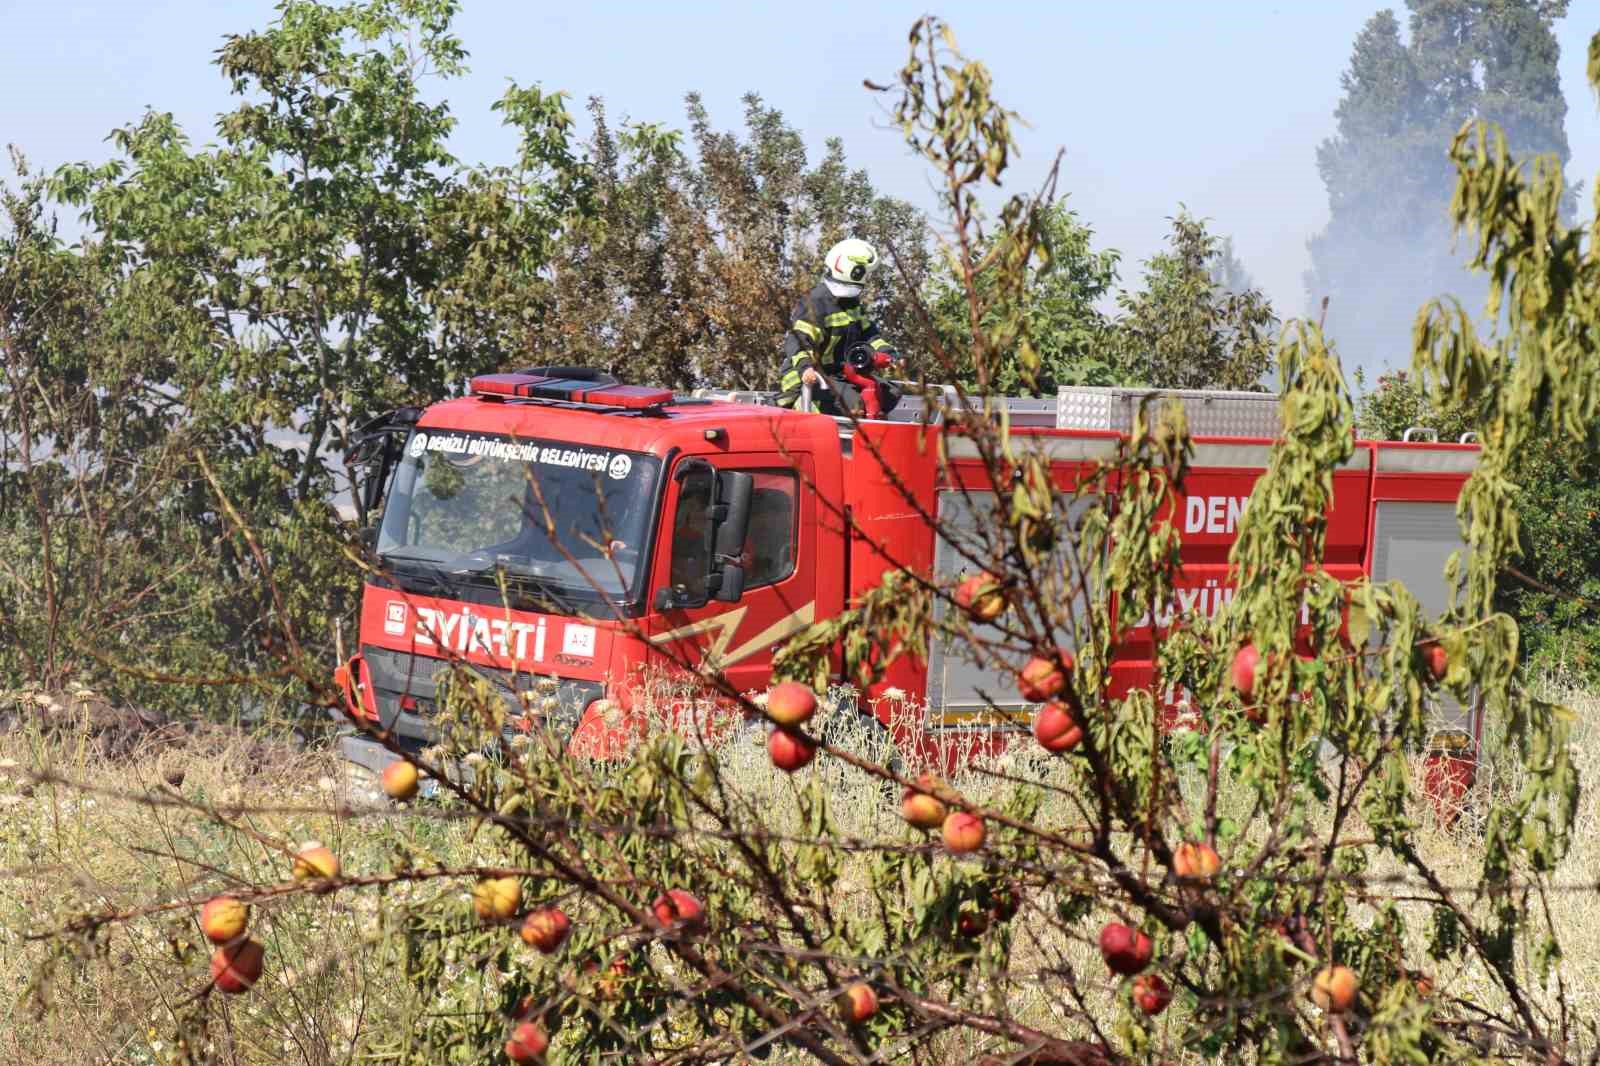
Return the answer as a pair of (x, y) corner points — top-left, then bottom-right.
(692, 383), (1284, 438)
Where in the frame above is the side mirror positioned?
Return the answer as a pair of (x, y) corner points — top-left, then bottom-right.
(657, 460), (717, 611)
(710, 471), (753, 603)
(361, 467), (385, 518)
(347, 408), (421, 526)
(714, 562), (746, 603)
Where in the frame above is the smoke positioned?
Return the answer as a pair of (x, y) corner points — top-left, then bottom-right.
(1311, 223), (1491, 379)
(1304, 1), (1572, 381)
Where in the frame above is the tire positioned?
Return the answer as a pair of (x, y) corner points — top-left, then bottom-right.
(817, 704), (904, 775)
(816, 697), (905, 804)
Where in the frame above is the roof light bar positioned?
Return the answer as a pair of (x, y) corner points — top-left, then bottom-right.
(469, 373), (672, 410)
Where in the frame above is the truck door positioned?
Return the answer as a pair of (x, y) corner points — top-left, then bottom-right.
(644, 452), (817, 718)
(1368, 442), (1482, 814)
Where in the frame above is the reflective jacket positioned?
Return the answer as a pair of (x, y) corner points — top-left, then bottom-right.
(776, 282), (893, 406)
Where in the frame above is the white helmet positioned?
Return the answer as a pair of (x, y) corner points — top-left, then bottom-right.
(822, 238), (878, 298)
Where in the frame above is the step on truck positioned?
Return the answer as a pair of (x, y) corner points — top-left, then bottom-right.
(335, 369), (1481, 788)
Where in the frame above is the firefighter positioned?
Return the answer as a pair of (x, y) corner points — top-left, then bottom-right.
(777, 238), (903, 417)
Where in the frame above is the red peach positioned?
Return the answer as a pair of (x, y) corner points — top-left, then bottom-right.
(199, 895), (248, 945)
(519, 907), (570, 953)
(1232, 644), (1261, 700)
(767, 727), (816, 772)
(1312, 965), (1359, 1013)
(504, 1020), (548, 1062)
(1132, 973), (1173, 1015)
(1033, 700), (1083, 753)
(291, 841), (339, 881)
(380, 759), (419, 800)
(473, 876), (522, 923)
(942, 811), (986, 854)
(766, 681), (818, 727)
(1421, 641), (1448, 683)
(1099, 922), (1153, 976)
(836, 981), (879, 1024)
(651, 889), (705, 931)
(901, 773), (949, 830)
(1018, 651), (1072, 702)
(210, 939), (265, 994)
(955, 573), (1008, 622)
(1172, 841), (1222, 881)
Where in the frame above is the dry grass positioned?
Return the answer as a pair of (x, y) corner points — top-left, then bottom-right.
(715, 685), (1600, 1063)
(0, 711), (410, 1065)
(0, 679), (1595, 1064)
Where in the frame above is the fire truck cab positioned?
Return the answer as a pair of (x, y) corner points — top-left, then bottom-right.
(336, 369), (1481, 778)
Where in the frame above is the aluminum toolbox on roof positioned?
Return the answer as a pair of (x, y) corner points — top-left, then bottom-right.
(1055, 386), (1282, 437)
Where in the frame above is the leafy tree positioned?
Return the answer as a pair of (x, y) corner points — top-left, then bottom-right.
(1307, 0), (1571, 373)
(1498, 435), (1600, 676)
(19, 0), (591, 712)
(926, 199), (1122, 394)
(531, 93), (932, 392)
(50, 0), (588, 505)
(528, 101), (703, 389)
(1353, 367), (1475, 445)
(1114, 211), (1278, 390)
(0, 157), (247, 717)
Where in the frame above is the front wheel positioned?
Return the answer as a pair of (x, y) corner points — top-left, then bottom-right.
(813, 694), (905, 812)
(816, 697), (904, 775)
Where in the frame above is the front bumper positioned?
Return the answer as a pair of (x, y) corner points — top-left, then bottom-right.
(338, 730), (405, 776)
(348, 643), (603, 748)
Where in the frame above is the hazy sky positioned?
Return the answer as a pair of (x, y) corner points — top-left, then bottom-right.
(4, 1), (1598, 338)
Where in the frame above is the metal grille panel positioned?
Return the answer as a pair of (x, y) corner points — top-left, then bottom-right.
(363, 645), (452, 695)
(361, 644), (600, 743)
(1054, 388), (1119, 432)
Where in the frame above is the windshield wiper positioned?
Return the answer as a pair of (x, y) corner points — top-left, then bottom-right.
(381, 550), (613, 618)
(379, 554), (465, 599)
(448, 558), (591, 616)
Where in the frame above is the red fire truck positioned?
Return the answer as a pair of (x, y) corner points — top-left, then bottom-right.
(335, 369), (1480, 780)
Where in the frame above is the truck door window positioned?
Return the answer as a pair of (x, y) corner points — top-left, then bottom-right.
(665, 464), (798, 603)
(743, 471), (799, 588)
(669, 469), (714, 600)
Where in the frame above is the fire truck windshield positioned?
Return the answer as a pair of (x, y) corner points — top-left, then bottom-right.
(376, 429), (661, 604)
